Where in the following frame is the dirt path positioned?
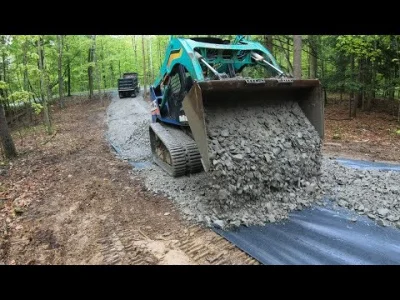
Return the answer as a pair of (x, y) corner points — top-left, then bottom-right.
(3, 93), (399, 265)
(324, 103), (400, 163)
(0, 95), (256, 265)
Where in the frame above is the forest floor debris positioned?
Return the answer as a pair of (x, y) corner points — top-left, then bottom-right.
(323, 102), (400, 162)
(0, 93), (255, 265)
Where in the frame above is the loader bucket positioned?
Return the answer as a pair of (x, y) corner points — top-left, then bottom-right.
(182, 78), (324, 172)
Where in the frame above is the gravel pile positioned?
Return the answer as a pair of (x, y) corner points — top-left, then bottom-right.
(141, 157), (400, 230)
(204, 101), (322, 209)
(321, 158), (400, 228)
(140, 101), (325, 229)
(107, 94), (400, 230)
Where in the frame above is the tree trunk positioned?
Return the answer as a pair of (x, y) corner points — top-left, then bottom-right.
(0, 37), (17, 156)
(37, 36), (52, 134)
(278, 37), (293, 74)
(23, 38), (29, 92)
(67, 61), (71, 97)
(158, 37), (163, 68)
(149, 37), (154, 84)
(1, 44), (8, 98)
(349, 55), (355, 118)
(351, 58), (361, 118)
(389, 71), (395, 101)
(367, 58), (374, 111)
(99, 38), (105, 89)
(358, 59), (363, 110)
(142, 36), (147, 99)
(100, 43), (107, 89)
(88, 35), (95, 99)
(368, 39), (378, 110)
(396, 36), (400, 121)
(92, 36), (102, 97)
(364, 58), (372, 111)
(65, 40), (71, 97)
(293, 35), (302, 79)
(0, 103), (17, 158)
(110, 63), (114, 87)
(132, 35), (138, 69)
(57, 35), (64, 108)
(389, 35), (396, 101)
(265, 35), (273, 55)
(338, 54), (346, 104)
(398, 99), (400, 123)
(309, 35), (318, 79)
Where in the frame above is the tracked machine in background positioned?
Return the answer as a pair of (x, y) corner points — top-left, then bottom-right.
(149, 35), (324, 177)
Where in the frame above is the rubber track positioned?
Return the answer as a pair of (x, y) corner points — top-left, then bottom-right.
(149, 123), (202, 177)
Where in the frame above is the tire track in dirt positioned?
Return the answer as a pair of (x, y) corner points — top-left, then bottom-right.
(2, 94), (258, 265)
(97, 212), (258, 265)
(176, 224), (259, 265)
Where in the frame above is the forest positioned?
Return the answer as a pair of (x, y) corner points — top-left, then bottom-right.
(1, 35), (400, 266)
(1, 35), (400, 159)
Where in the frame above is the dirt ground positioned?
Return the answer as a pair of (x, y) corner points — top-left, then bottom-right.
(0, 96), (256, 265)
(1, 96), (399, 265)
(324, 102), (400, 163)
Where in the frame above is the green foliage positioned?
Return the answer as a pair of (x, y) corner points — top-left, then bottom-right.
(0, 80), (8, 90)
(1, 34), (400, 118)
(336, 35), (381, 60)
(31, 102), (43, 114)
(9, 91), (33, 103)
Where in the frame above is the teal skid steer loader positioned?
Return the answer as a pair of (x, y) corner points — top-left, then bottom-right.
(149, 36), (324, 177)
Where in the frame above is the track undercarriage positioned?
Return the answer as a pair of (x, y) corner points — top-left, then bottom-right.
(149, 122), (203, 177)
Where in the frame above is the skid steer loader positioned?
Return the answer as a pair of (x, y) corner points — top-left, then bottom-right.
(149, 35), (324, 177)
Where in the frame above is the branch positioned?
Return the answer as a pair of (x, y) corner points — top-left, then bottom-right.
(277, 37), (293, 72)
(272, 35), (342, 65)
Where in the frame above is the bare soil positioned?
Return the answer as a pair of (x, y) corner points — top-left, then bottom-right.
(0, 96), (255, 265)
(323, 103), (400, 163)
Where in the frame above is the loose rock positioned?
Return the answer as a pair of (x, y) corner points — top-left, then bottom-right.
(107, 93), (400, 231)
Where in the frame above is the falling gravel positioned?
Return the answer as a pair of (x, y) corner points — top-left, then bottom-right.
(204, 101), (322, 214)
(106, 93), (400, 230)
(141, 101), (325, 228)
